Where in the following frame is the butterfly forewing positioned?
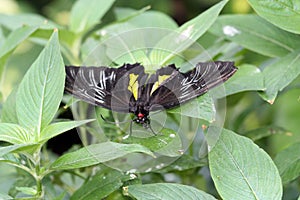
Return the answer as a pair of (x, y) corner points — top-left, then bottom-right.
(148, 61), (237, 111)
(65, 63), (146, 113)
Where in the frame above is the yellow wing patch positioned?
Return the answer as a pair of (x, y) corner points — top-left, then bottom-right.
(128, 73), (139, 100)
(150, 75), (170, 95)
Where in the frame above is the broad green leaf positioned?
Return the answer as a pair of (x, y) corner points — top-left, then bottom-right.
(0, 144), (31, 157)
(0, 143), (39, 157)
(1, 87), (18, 123)
(30, 29), (77, 47)
(114, 6), (150, 21)
(40, 119), (95, 142)
(168, 94), (215, 122)
(126, 183), (217, 200)
(149, 0), (228, 65)
(0, 13), (58, 30)
(100, 10), (176, 66)
(98, 10), (176, 67)
(51, 142), (154, 170)
(184, 39), (230, 65)
(0, 26), (38, 85)
(248, 0), (300, 34)
(82, 7), (149, 64)
(215, 64), (264, 98)
(261, 49), (300, 103)
(209, 14), (300, 57)
(243, 126), (291, 141)
(16, 186), (37, 195)
(107, 43), (149, 66)
(71, 169), (123, 200)
(208, 127), (282, 200)
(0, 123), (31, 144)
(156, 155), (206, 173)
(16, 31), (65, 135)
(69, 0), (115, 33)
(80, 37), (113, 65)
(128, 11), (178, 29)
(274, 142), (300, 184)
(100, 23), (151, 66)
(124, 128), (182, 157)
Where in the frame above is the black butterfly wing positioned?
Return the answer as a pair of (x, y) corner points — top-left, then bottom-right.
(65, 63), (145, 113)
(148, 61), (237, 111)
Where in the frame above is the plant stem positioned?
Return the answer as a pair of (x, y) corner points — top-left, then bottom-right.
(33, 150), (44, 199)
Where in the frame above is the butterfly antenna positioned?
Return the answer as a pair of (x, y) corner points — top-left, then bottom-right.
(100, 114), (132, 124)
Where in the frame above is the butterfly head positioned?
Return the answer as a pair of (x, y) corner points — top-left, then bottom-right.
(133, 105), (150, 125)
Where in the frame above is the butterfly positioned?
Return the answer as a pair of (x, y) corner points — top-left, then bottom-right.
(65, 61), (237, 134)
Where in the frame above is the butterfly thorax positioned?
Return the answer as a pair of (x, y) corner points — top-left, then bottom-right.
(132, 104), (150, 125)
(128, 84), (149, 116)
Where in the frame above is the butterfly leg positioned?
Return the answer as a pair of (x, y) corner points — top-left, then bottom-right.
(143, 120), (157, 136)
(148, 123), (157, 136)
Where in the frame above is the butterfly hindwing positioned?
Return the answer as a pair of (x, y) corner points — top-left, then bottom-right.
(148, 61), (237, 111)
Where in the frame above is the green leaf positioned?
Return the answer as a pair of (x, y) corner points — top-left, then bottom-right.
(51, 142), (154, 170)
(274, 142), (300, 184)
(168, 94), (215, 122)
(114, 7), (150, 21)
(124, 128), (182, 157)
(80, 37), (113, 65)
(0, 123), (31, 144)
(261, 49), (300, 103)
(126, 183), (217, 200)
(149, 0), (228, 65)
(156, 155), (206, 173)
(71, 169), (123, 200)
(208, 127), (282, 200)
(16, 30), (65, 136)
(127, 11), (178, 29)
(0, 26), (38, 86)
(0, 144), (32, 157)
(16, 186), (37, 195)
(0, 144), (39, 158)
(209, 14), (300, 57)
(216, 64), (264, 98)
(102, 10), (177, 66)
(243, 126), (291, 141)
(40, 119), (95, 142)
(29, 28), (76, 46)
(0, 26), (37, 58)
(1, 87), (18, 123)
(101, 23), (151, 66)
(0, 13), (58, 30)
(69, 0), (115, 33)
(248, 0), (300, 34)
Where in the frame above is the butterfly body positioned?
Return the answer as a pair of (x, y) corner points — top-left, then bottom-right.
(65, 62), (237, 130)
